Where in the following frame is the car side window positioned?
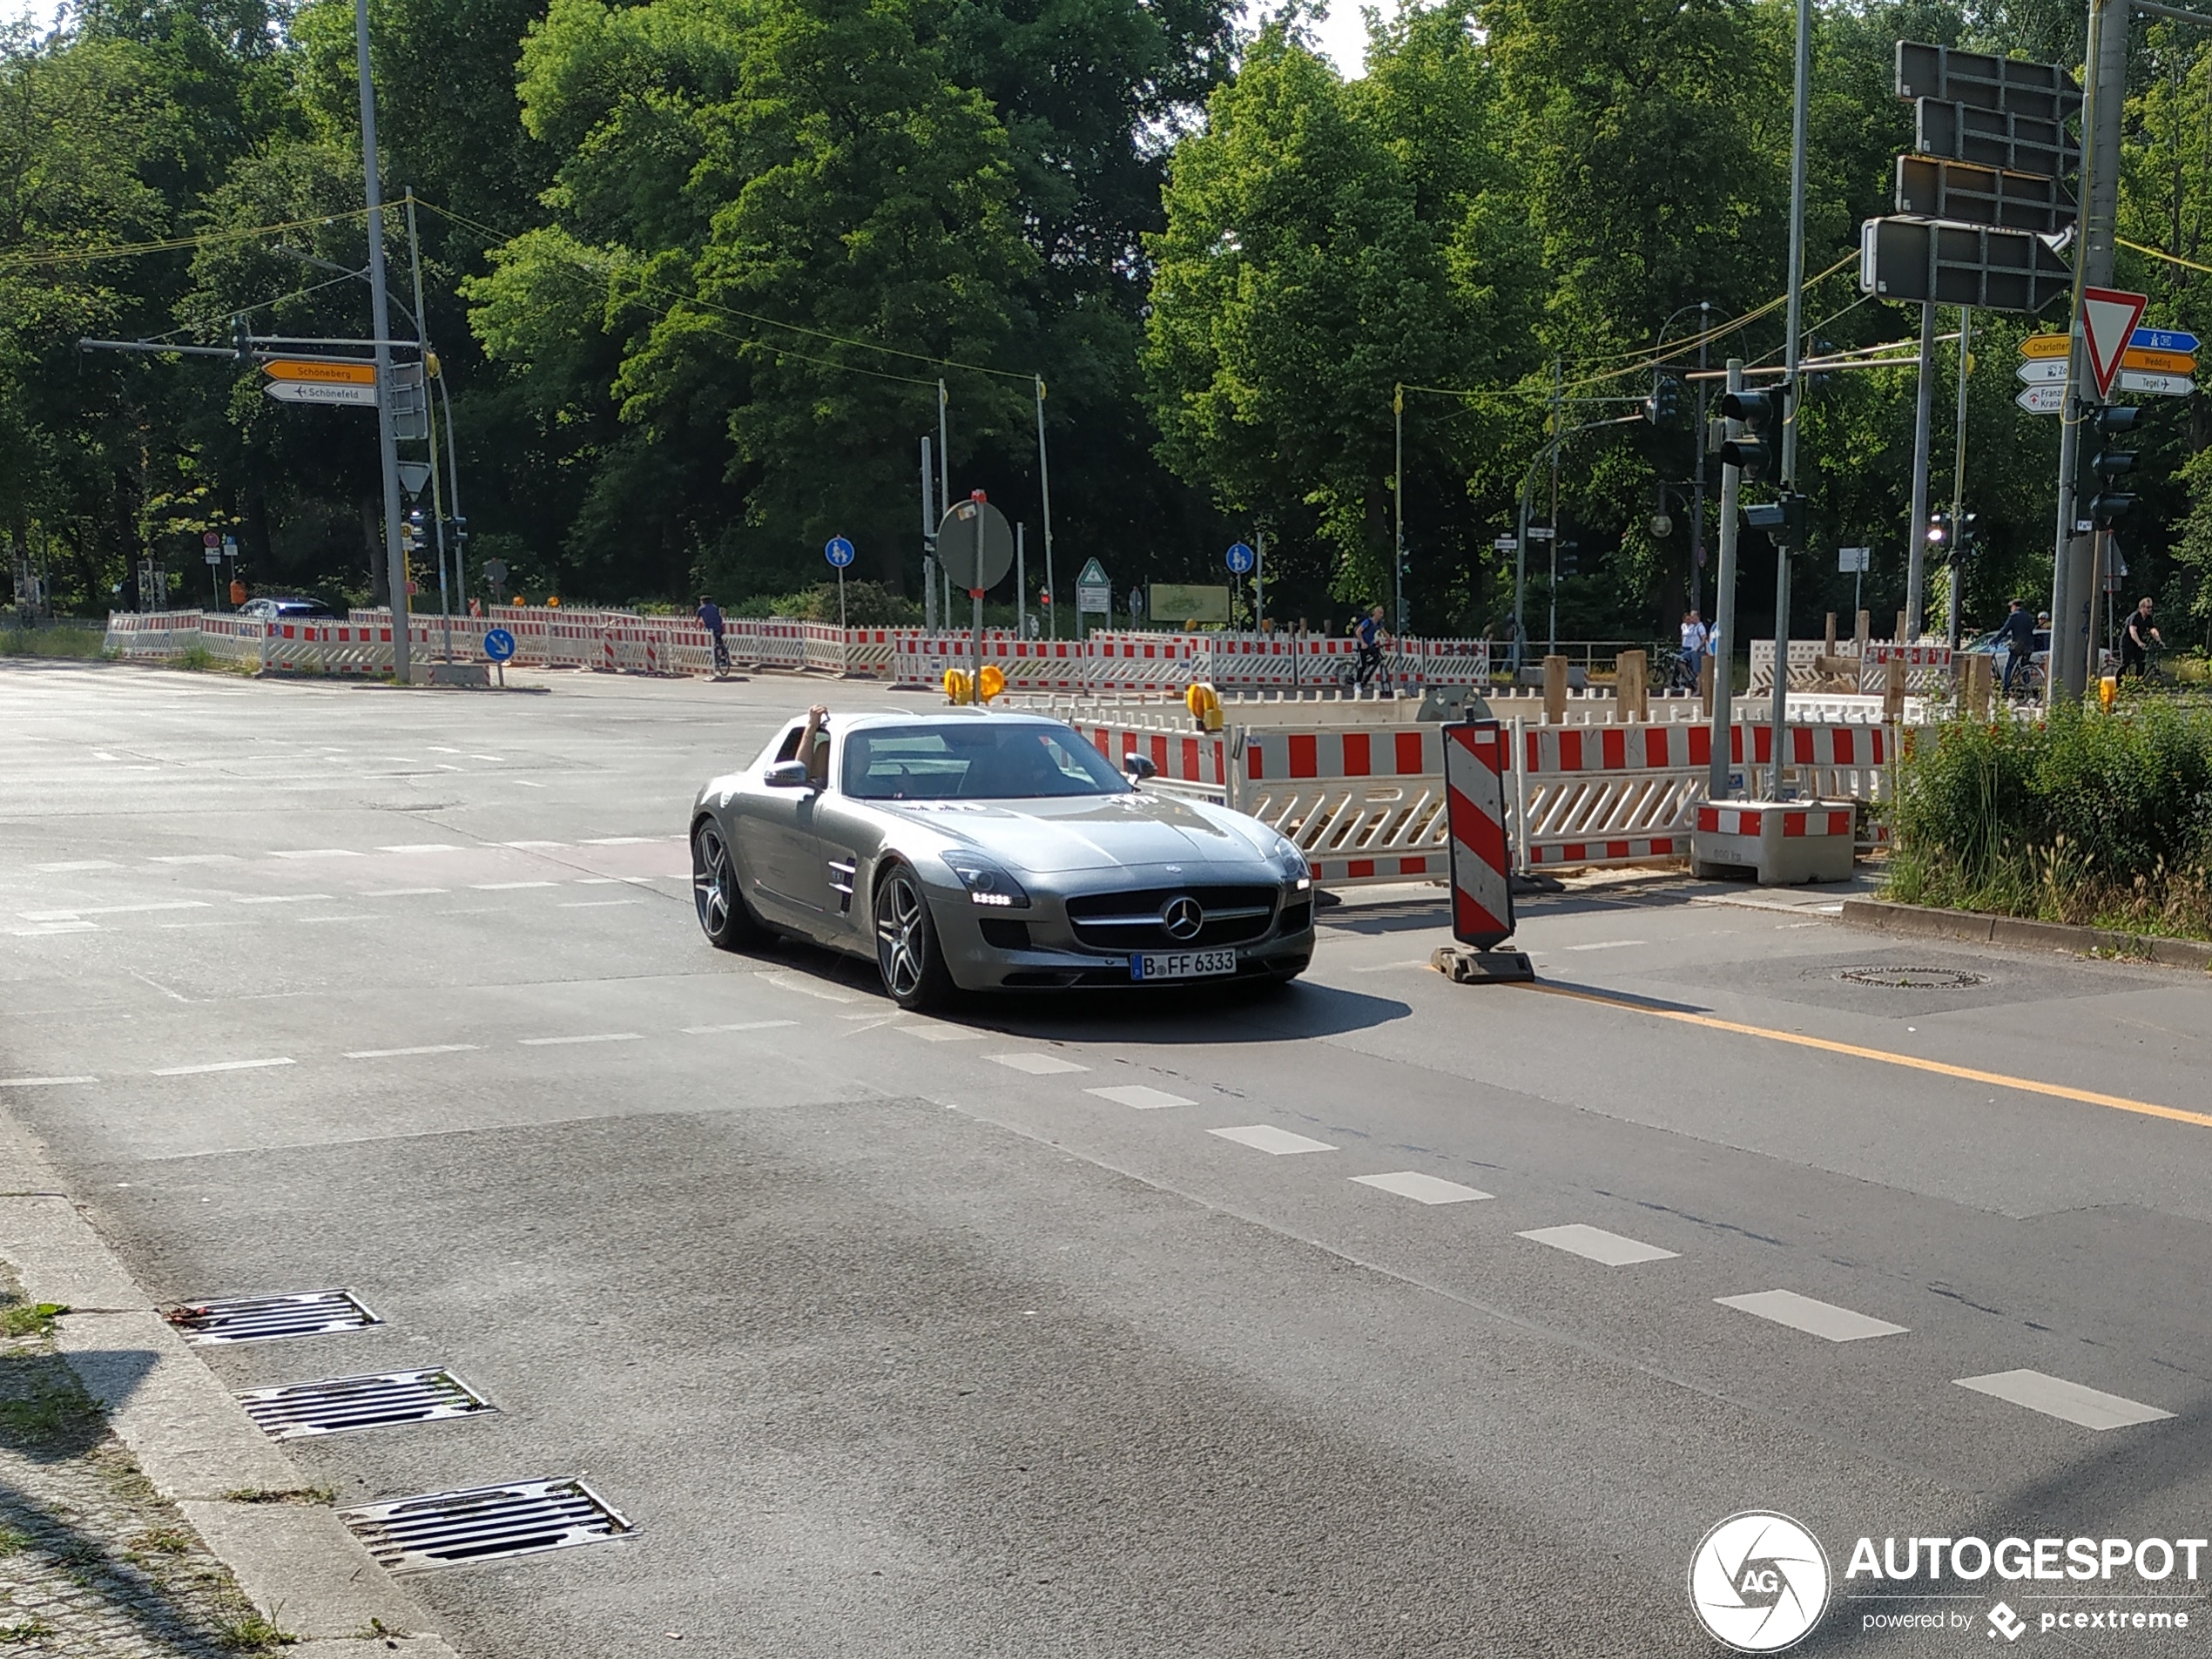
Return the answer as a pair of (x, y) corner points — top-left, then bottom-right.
(772, 725), (804, 765)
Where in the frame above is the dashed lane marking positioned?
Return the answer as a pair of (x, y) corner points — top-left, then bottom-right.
(1208, 1124), (1338, 1156)
(760, 974), (860, 1004)
(1716, 1289), (1907, 1342)
(1529, 981), (2212, 1133)
(988, 1053), (1089, 1076)
(1955, 1369), (2175, 1431)
(0, 1076), (98, 1088)
(343, 1044), (482, 1059)
(233, 894), (330, 905)
(683, 1021), (800, 1035)
(361, 888), (447, 897)
(1085, 1084), (1194, 1110)
(269, 848), (364, 859)
(472, 881), (559, 891)
(501, 840), (568, 849)
(516, 1033), (644, 1047)
(21, 902), (210, 921)
(151, 1057), (295, 1076)
(377, 844), (464, 853)
(582, 837), (657, 846)
(1562, 940), (1647, 952)
(1351, 1170), (1494, 1204)
(34, 860), (120, 873)
(560, 900), (638, 908)
(896, 1024), (985, 1041)
(148, 854), (242, 865)
(1517, 1224), (1679, 1266)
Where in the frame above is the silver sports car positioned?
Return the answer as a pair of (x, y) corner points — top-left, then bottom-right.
(689, 709), (1316, 1007)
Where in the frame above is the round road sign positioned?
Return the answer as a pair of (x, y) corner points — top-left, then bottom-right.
(934, 499), (1014, 590)
(825, 536), (855, 569)
(1225, 541), (1255, 575)
(483, 627), (516, 663)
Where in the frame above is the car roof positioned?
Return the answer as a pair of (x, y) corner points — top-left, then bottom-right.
(804, 709), (1069, 732)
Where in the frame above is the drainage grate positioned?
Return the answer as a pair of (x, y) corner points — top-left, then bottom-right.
(1837, 966), (1990, 990)
(236, 1369), (496, 1441)
(163, 1288), (381, 1345)
(339, 1478), (637, 1572)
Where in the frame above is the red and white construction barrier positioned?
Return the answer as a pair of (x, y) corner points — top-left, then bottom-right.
(1690, 799), (1858, 884)
(1433, 719), (1532, 980)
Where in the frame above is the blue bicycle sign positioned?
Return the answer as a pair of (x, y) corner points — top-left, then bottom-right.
(825, 536), (856, 569)
(1225, 541), (1255, 575)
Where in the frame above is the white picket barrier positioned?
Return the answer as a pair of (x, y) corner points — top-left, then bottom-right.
(893, 632), (1094, 691)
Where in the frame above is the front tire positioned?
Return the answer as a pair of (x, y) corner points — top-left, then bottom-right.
(693, 819), (767, 951)
(873, 862), (956, 1011)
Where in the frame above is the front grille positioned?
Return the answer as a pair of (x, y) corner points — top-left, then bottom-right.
(237, 1369), (496, 1440)
(164, 1289), (381, 1346)
(340, 1478), (636, 1572)
(1063, 885), (1278, 952)
(979, 919), (1031, 950)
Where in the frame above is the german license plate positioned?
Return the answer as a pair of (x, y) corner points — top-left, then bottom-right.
(1131, 949), (1237, 981)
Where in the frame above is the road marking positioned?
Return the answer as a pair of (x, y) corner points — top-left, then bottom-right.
(470, 754), (506, 762)
(1716, 1289), (1907, 1342)
(683, 1021), (800, 1035)
(91, 751), (118, 761)
(1563, 940), (1647, 952)
(501, 840), (567, 849)
(513, 780), (546, 788)
(233, 894), (330, 905)
(1208, 1124), (1338, 1156)
(572, 878), (622, 885)
(149, 854), (242, 865)
(1345, 961), (1433, 974)
(10, 922), (98, 935)
(344, 1044), (482, 1059)
(361, 888), (447, 897)
(1517, 1224), (1679, 1265)
(152, 1057), (295, 1076)
(760, 974), (860, 1004)
(1086, 1084), (1194, 1110)
(34, 860), (119, 872)
(516, 1032), (644, 1046)
(378, 843), (464, 853)
(988, 1052), (1089, 1076)
(897, 1024), (985, 1042)
(1530, 981), (2212, 1133)
(0, 1076), (98, 1087)
(560, 900), (638, 908)
(582, 837), (656, 846)
(269, 848), (363, 859)
(296, 914), (372, 924)
(1351, 1170), (1494, 1204)
(21, 901), (210, 921)
(1955, 1369), (2174, 1431)
(472, 881), (558, 891)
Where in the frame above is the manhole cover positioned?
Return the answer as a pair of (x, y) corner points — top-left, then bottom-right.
(1836, 966), (1990, 990)
(340, 1478), (637, 1571)
(237, 1368), (496, 1440)
(163, 1288), (381, 1345)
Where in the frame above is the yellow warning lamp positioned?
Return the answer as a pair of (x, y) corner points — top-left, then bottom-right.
(2100, 673), (2119, 711)
(978, 664), (1006, 703)
(943, 667), (972, 705)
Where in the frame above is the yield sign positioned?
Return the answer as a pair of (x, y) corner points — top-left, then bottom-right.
(2080, 287), (2149, 400)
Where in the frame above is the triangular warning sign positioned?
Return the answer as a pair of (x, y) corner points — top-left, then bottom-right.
(2081, 287), (2148, 401)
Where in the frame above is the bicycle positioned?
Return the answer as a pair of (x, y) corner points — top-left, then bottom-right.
(1334, 643), (1388, 695)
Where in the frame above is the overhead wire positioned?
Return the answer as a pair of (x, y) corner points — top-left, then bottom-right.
(0, 206), (377, 273)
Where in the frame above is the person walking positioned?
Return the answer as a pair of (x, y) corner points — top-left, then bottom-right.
(1996, 597), (2037, 698)
(2120, 597), (2163, 679)
(1354, 604), (1389, 693)
(696, 593), (729, 675)
(1677, 609), (1709, 693)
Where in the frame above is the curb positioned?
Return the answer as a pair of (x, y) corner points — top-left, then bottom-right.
(0, 1109), (457, 1657)
(1839, 897), (2212, 970)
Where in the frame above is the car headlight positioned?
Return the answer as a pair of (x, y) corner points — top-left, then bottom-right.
(1271, 836), (1312, 890)
(941, 850), (1031, 908)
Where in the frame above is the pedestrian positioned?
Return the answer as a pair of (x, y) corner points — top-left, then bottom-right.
(1354, 604), (1388, 691)
(1995, 597), (2036, 697)
(1678, 609), (1709, 692)
(2119, 597), (2163, 679)
(696, 592), (729, 673)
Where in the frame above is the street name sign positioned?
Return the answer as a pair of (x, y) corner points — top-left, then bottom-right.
(2121, 347), (2195, 375)
(2020, 333), (2071, 360)
(263, 358), (377, 386)
(263, 381), (377, 408)
(2116, 370), (2195, 397)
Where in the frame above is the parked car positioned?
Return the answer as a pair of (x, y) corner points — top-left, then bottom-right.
(237, 597), (336, 621)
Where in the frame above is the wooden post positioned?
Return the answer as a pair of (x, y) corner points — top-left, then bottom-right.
(1543, 653), (1568, 724)
(1614, 650), (1648, 723)
(1855, 610), (1871, 651)
(1824, 611), (1838, 654)
(1882, 655), (1905, 722)
(1895, 608), (1909, 644)
(1699, 651), (1715, 717)
(1964, 651), (1993, 718)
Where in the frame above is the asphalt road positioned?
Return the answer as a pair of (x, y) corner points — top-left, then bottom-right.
(6, 657), (2212, 1658)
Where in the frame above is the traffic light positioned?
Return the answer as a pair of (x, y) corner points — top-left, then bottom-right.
(1743, 492), (1808, 545)
(2088, 405), (2141, 528)
(1556, 538), (1581, 577)
(1925, 509), (1952, 556)
(1946, 510), (1979, 567)
(231, 316), (252, 368)
(1718, 382), (1788, 480)
(402, 507), (426, 551)
(443, 516), (468, 550)
(1643, 375), (1682, 425)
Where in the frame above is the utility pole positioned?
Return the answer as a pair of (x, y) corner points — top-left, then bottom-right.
(937, 381), (952, 626)
(1946, 307), (1971, 650)
(1905, 303), (1937, 642)
(1034, 375), (1055, 641)
(920, 436), (936, 634)
(353, 0), (408, 682)
(1393, 384), (1406, 637)
(1770, 0), (1811, 804)
(403, 192), (452, 664)
(1547, 357), (1562, 655)
(1710, 358), (1745, 799)
(1692, 301), (1710, 616)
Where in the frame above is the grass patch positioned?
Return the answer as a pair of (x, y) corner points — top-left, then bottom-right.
(0, 625), (107, 660)
(219, 1487), (334, 1506)
(128, 1525), (195, 1554)
(215, 1610), (299, 1651)
(0, 1620), (56, 1643)
(0, 1301), (68, 1339)
(0, 1523), (27, 1555)
(1885, 697), (2212, 941)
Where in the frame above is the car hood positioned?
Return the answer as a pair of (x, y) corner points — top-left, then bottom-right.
(880, 792), (1271, 873)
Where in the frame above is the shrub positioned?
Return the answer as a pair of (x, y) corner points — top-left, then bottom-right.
(1886, 698), (2212, 938)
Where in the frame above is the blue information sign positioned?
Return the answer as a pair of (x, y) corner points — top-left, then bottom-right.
(1224, 541), (1255, 575)
(825, 536), (856, 569)
(2133, 327), (2199, 354)
(483, 627), (516, 663)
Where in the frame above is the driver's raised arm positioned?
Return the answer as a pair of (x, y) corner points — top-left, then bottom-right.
(800, 704), (831, 786)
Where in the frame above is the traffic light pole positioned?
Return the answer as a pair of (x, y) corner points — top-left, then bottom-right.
(1946, 307), (1971, 651)
(403, 191), (452, 665)
(1771, 0), (1811, 802)
(1905, 303), (1937, 642)
(1709, 359), (1745, 800)
(352, 0), (409, 684)
(1692, 304), (1710, 617)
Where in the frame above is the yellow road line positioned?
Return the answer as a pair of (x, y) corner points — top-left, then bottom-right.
(1527, 981), (2212, 1132)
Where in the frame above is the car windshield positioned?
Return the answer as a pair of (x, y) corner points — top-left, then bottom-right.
(842, 723), (1132, 800)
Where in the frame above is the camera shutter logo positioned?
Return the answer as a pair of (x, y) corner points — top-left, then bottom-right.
(1688, 1512), (1831, 1652)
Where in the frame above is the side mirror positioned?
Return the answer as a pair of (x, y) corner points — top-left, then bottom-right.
(1123, 752), (1157, 781)
(765, 759), (812, 788)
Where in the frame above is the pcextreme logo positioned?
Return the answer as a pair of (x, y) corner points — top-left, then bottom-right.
(1689, 1511), (1832, 1653)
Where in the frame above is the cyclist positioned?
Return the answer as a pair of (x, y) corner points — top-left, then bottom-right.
(2120, 597), (2163, 680)
(1353, 604), (1389, 691)
(1996, 597), (2036, 698)
(1676, 609), (1709, 693)
(697, 593), (730, 675)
